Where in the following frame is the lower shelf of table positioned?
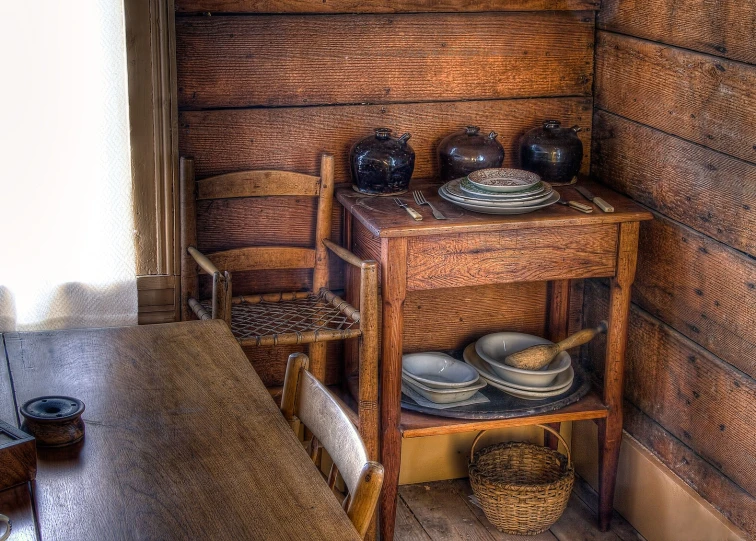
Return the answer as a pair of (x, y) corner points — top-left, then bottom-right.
(399, 391), (608, 438)
(339, 378), (608, 439)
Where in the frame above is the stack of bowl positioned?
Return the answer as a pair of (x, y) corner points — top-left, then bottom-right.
(402, 352), (487, 404)
(438, 168), (560, 215)
(463, 332), (574, 400)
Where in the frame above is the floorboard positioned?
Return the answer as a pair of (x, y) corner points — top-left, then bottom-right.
(396, 476), (645, 541)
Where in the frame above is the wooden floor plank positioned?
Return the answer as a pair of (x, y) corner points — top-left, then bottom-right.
(399, 480), (558, 540)
(550, 494), (623, 541)
(396, 496), (432, 541)
(571, 476), (647, 541)
(396, 478), (644, 541)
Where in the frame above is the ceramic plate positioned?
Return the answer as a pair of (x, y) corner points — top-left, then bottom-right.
(438, 189), (560, 215)
(401, 375), (487, 404)
(402, 352), (480, 389)
(459, 177), (545, 199)
(444, 179), (553, 206)
(467, 168), (541, 193)
(463, 343), (573, 392)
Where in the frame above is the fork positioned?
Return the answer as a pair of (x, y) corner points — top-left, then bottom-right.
(413, 190), (447, 220)
(393, 197), (422, 221)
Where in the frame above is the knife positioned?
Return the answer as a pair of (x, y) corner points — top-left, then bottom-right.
(575, 186), (614, 213)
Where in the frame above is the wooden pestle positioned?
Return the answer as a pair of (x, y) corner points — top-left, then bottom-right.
(504, 321), (609, 370)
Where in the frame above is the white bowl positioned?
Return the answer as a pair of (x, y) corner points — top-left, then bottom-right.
(402, 352), (480, 389)
(463, 343), (574, 401)
(402, 375), (486, 404)
(474, 333), (572, 387)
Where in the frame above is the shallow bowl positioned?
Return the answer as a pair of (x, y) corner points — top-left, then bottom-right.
(402, 375), (486, 404)
(474, 332), (571, 387)
(466, 168), (541, 193)
(402, 352), (480, 389)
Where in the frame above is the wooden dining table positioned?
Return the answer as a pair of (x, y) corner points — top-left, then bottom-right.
(0, 320), (361, 540)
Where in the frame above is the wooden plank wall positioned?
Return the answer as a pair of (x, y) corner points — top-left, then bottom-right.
(587, 1), (756, 536)
(174, 0), (598, 386)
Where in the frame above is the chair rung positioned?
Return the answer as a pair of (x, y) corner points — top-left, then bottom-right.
(188, 297), (212, 320)
(238, 328), (362, 347)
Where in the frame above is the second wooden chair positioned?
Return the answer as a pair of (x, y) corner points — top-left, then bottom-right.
(280, 352), (384, 539)
(179, 154), (379, 462)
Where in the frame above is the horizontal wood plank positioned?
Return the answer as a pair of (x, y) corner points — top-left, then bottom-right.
(177, 0), (600, 14)
(406, 224), (617, 290)
(197, 197), (341, 253)
(631, 215), (756, 379)
(402, 282), (547, 352)
(623, 401), (756, 538)
(592, 110), (756, 256)
(583, 280), (756, 497)
(243, 341), (343, 387)
(176, 12), (594, 109)
(595, 32), (756, 164)
(400, 392), (607, 438)
(180, 98), (593, 180)
(598, 0), (756, 65)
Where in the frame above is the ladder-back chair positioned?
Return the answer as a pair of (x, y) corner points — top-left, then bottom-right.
(280, 353), (383, 539)
(179, 154), (379, 462)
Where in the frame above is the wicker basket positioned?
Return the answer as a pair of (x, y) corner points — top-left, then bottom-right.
(468, 424), (574, 536)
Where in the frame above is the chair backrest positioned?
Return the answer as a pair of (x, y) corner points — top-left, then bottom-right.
(280, 353), (383, 538)
(179, 155), (335, 318)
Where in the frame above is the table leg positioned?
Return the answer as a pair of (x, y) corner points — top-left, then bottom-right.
(379, 237), (408, 541)
(546, 280), (570, 451)
(599, 222), (639, 531)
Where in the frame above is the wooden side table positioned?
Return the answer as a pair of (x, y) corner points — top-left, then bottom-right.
(337, 179), (652, 541)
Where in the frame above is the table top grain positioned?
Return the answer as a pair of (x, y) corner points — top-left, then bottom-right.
(336, 178), (653, 238)
(0, 321), (360, 541)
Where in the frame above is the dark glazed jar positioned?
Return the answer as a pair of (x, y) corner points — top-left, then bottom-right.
(520, 120), (583, 184)
(437, 126), (505, 182)
(350, 128), (415, 195)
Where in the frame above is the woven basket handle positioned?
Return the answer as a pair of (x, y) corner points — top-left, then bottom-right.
(469, 424), (572, 467)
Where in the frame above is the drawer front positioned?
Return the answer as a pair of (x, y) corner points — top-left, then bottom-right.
(407, 224), (617, 291)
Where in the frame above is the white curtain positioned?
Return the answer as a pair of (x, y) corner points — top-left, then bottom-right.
(0, 2), (138, 331)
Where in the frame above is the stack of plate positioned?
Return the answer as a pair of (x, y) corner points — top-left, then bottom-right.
(463, 332), (574, 400)
(438, 168), (560, 215)
(402, 352), (486, 404)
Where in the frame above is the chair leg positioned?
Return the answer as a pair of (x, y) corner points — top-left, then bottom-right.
(308, 341), (328, 382)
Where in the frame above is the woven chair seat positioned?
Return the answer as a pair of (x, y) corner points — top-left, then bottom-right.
(201, 290), (360, 346)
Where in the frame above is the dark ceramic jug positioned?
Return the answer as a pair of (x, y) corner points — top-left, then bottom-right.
(437, 126), (505, 182)
(520, 120), (583, 184)
(350, 128), (415, 195)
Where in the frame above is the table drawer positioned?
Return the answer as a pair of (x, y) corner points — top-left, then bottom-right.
(406, 224), (618, 291)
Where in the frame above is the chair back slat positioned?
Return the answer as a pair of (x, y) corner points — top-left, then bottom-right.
(297, 369), (368, 496)
(281, 353), (383, 539)
(197, 170), (320, 200)
(199, 246), (316, 274)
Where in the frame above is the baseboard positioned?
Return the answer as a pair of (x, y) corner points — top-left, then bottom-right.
(571, 420), (747, 541)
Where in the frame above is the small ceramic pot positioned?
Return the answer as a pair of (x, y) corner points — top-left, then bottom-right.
(350, 128), (415, 195)
(437, 126), (505, 182)
(20, 396), (86, 447)
(520, 120), (583, 184)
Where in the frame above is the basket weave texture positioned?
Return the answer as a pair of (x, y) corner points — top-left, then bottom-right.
(469, 426), (574, 536)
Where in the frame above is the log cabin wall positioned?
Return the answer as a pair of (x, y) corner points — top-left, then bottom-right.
(584, 1), (756, 536)
(174, 0), (598, 387)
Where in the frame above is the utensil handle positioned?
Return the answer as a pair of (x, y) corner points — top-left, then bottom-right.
(568, 201), (593, 213)
(403, 205), (423, 221)
(593, 197), (614, 212)
(556, 320), (608, 351)
(427, 202), (447, 220)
